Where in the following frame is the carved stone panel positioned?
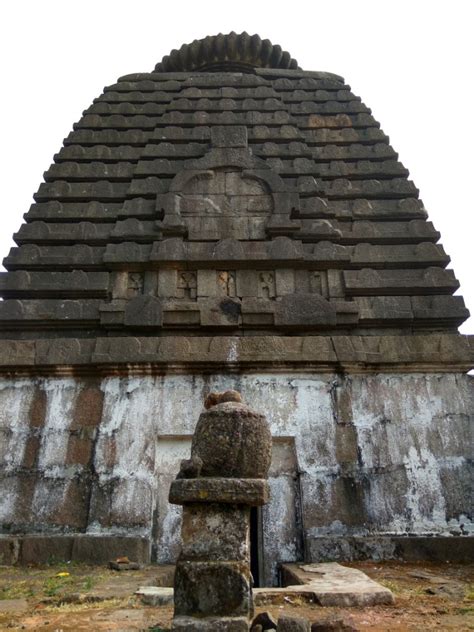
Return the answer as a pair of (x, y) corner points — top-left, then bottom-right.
(177, 271), (197, 300)
(310, 271), (323, 295)
(217, 271), (236, 297)
(258, 271), (276, 299)
(126, 272), (144, 298)
(178, 170), (273, 240)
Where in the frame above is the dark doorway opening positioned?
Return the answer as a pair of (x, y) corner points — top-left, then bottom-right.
(250, 506), (262, 587)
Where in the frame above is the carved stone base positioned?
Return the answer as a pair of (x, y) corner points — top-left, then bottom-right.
(174, 559), (253, 619)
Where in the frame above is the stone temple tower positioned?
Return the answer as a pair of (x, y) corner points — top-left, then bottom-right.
(0, 33), (472, 583)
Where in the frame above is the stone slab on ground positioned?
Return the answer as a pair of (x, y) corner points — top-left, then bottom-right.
(136, 585), (174, 606)
(277, 613), (311, 631)
(310, 615), (359, 631)
(280, 563), (394, 607)
(0, 598), (29, 614)
(171, 615), (250, 630)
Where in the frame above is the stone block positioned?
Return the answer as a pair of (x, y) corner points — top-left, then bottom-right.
(392, 536), (474, 563)
(0, 340), (35, 366)
(191, 401), (272, 478)
(211, 125), (248, 148)
(104, 241), (150, 263)
(0, 598), (29, 614)
(71, 535), (150, 564)
(53, 478), (90, 530)
(180, 503), (250, 561)
(198, 270), (218, 297)
(236, 270), (259, 297)
(158, 269), (178, 297)
(0, 537), (20, 565)
(354, 296), (412, 323)
(20, 536), (74, 564)
(212, 239), (246, 261)
(164, 304), (201, 326)
(169, 478), (270, 506)
(277, 615), (310, 632)
(280, 563), (394, 607)
(65, 434), (94, 465)
(109, 560), (141, 570)
(275, 269), (295, 296)
(136, 586), (174, 606)
(275, 294), (337, 327)
(268, 236), (303, 260)
(124, 296), (163, 327)
(172, 616), (249, 631)
(70, 383), (103, 429)
(200, 298), (241, 327)
(174, 560), (251, 617)
(411, 295), (469, 323)
(252, 611), (278, 630)
(311, 616), (358, 631)
(36, 339), (95, 365)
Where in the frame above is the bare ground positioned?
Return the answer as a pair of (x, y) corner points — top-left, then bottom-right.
(0, 561), (472, 631)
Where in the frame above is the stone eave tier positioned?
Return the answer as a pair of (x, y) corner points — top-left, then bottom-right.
(1, 51), (471, 360)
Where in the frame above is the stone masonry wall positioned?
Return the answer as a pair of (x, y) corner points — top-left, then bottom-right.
(0, 372), (472, 580)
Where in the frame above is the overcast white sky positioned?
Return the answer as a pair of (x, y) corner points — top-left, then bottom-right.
(1, 0), (473, 333)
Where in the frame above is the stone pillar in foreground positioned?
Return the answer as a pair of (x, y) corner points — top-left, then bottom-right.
(169, 391), (272, 632)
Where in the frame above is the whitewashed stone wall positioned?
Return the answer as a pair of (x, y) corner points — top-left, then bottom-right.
(0, 372), (472, 582)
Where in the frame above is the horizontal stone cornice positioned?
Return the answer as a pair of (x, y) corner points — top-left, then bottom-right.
(0, 333), (472, 376)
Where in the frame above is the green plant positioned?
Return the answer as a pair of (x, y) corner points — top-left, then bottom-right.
(82, 576), (95, 591)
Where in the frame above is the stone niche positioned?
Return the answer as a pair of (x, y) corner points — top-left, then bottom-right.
(178, 169), (273, 241)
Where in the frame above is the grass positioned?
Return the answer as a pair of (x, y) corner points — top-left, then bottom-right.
(42, 597), (125, 613)
(82, 575), (95, 591)
(0, 579), (36, 600)
(456, 606), (474, 616)
(43, 574), (75, 597)
(379, 579), (402, 594)
(0, 568), (99, 600)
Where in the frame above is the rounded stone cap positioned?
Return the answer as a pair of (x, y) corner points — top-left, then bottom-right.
(191, 401), (272, 479)
(154, 32), (299, 73)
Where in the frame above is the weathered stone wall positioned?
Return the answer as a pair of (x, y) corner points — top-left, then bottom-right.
(0, 372), (472, 581)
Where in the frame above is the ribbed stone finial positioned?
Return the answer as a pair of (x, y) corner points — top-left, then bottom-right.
(154, 31), (300, 73)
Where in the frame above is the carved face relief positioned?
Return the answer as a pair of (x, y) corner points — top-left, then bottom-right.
(258, 271), (276, 299)
(217, 271), (236, 297)
(177, 271), (197, 300)
(127, 272), (144, 298)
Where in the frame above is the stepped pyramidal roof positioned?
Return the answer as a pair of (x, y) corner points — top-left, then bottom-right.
(1, 32), (472, 373)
